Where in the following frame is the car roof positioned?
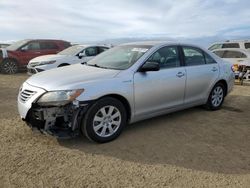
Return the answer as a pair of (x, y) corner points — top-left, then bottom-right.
(76, 44), (110, 48)
(120, 41), (177, 46)
(119, 41), (204, 49)
(24, 39), (69, 43)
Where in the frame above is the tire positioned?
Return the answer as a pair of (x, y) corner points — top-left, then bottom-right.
(1, 59), (19, 74)
(81, 97), (127, 143)
(205, 83), (225, 110)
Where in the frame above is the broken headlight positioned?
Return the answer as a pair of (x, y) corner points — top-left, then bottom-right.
(37, 89), (84, 106)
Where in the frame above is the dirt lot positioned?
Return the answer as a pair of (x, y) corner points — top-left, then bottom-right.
(0, 74), (249, 188)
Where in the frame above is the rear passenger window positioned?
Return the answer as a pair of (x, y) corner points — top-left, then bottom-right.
(208, 44), (222, 51)
(222, 43), (240, 48)
(64, 42), (71, 48)
(223, 51), (246, 58)
(40, 42), (58, 50)
(148, 46), (180, 69)
(213, 51), (225, 58)
(183, 47), (206, 66)
(244, 43), (250, 49)
(99, 47), (109, 53)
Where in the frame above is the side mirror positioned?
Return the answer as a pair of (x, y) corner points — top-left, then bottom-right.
(78, 52), (85, 58)
(139, 61), (160, 72)
(20, 47), (27, 52)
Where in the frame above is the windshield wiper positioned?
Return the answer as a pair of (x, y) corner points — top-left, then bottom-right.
(86, 63), (108, 69)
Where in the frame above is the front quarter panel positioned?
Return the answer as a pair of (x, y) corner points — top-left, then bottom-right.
(76, 73), (134, 119)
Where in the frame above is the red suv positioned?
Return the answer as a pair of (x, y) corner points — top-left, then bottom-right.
(0, 39), (71, 74)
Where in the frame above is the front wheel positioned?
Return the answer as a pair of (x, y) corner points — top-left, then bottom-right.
(81, 97), (127, 143)
(1, 59), (18, 74)
(205, 83), (225, 110)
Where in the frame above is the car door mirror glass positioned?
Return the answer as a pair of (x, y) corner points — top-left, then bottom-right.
(139, 62), (160, 72)
(20, 46), (28, 52)
(78, 52), (85, 58)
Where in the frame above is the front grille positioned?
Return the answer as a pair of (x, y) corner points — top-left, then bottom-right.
(19, 89), (37, 103)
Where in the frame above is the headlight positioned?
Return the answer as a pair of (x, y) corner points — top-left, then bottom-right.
(37, 89), (84, 106)
(39, 60), (56, 65)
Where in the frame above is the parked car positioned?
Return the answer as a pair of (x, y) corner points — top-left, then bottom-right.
(27, 45), (110, 74)
(212, 48), (250, 78)
(0, 39), (71, 74)
(208, 40), (250, 51)
(18, 42), (234, 143)
(0, 43), (10, 48)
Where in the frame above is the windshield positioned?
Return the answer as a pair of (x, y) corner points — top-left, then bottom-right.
(58, 45), (85, 55)
(6, 40), (29, 51)
(87, 45), (152, 70)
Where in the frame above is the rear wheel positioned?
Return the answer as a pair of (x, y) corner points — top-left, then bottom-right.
(81, 97), (127, 143)
(1, 59), (18, 74)
(205, 83), (225, 110)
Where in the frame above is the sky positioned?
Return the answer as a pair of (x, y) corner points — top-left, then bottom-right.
(0, 0), (250, 46)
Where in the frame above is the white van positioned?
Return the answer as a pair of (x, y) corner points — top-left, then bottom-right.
(208, 40), (250, 51)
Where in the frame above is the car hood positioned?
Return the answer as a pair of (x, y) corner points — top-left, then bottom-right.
(30, 54), (68, 62)
(26, 64), (121, 91)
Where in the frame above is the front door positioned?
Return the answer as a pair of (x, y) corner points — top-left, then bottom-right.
(134, 46), (186, 118)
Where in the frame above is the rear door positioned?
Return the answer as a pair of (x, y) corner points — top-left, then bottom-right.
(134, 46), (186, 117)
(182, 46), (219, 104)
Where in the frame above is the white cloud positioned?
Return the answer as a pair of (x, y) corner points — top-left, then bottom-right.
(0, 0), (249, 42)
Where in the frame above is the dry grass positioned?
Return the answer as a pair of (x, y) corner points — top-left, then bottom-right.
(0, 74), (249, 187)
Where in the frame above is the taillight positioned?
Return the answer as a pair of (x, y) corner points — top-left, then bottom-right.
(232, 64), (238, 72)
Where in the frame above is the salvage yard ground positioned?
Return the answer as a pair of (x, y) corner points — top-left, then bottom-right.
(0, 74), (249, 187)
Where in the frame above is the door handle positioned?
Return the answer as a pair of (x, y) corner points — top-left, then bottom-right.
(212, 67), (218, 72)
(176, 72), (185, 78)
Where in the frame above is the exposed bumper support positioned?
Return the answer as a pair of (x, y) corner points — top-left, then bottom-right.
(24, 103), (89, 139)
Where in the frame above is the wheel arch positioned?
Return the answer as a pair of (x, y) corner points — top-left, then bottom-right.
(215, 79), (228, 96)
(2, 57), (19, 64)
(98, 94), (132, 122)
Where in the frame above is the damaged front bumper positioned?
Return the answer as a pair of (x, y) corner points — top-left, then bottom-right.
(18, 82), (90, 139)
(25, 103), (88, 139)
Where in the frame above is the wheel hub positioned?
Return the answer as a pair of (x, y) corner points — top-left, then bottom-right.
(93, 105), (121, 137)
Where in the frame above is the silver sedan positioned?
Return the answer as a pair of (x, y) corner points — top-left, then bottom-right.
(18, 41), (234, 143)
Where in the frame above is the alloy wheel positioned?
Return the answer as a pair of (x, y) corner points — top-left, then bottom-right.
(211, 86), (224, 107)
(93, 105), (121, 137)
(3, 61), (18, 74)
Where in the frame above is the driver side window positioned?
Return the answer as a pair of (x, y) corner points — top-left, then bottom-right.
(148, 46), (180, 69)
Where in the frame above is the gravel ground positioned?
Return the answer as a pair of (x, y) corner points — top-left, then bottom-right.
(0, 74), (249, 188)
